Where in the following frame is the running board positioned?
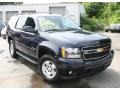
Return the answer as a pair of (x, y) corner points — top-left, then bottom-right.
(16, 52), (37, 64)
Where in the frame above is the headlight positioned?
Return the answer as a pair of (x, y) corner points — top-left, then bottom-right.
(61, 47), (81, 58)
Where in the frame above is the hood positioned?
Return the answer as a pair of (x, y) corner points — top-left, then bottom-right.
(42, 30), (111, 47)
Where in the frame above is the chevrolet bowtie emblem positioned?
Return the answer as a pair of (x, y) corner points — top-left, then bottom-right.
(97, 48), (104, 52)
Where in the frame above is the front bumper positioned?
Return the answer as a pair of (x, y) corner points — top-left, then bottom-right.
(56, 50), (114, 79)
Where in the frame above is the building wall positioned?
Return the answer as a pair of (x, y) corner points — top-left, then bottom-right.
(0, 12), (2, 20)
(0, 3), (84, 24)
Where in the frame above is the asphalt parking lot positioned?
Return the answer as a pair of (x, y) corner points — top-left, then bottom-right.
(0, 32), (120, 88)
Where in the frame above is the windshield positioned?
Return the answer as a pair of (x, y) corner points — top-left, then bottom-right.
(38, 16), (80, 32)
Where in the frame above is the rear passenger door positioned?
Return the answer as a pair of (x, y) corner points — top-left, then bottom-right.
(7, 15), (24, 51)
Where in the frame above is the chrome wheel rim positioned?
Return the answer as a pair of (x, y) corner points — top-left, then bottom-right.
(42, 60), (57, 79)
(10, 41), (14, 56)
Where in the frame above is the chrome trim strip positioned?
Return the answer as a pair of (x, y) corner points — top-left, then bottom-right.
(82, 43), (111, 49)
(83, 46), (110, 54)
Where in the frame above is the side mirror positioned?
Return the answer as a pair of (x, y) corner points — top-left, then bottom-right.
(22, 26), (38, 34)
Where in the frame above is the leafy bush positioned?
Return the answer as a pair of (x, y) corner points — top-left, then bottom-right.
(81, 2), (120, 32)
(83, 2), (106, 18)
(100, 3), (120, 25)
(80, 16), (104, 32)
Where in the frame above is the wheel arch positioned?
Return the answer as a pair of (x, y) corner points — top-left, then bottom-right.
(36, 41), (60, 59)
(8, 36), (14, 43)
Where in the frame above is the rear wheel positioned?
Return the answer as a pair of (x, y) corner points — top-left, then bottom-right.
(38, 55), (60, 82)
(9, 40), (18, 58)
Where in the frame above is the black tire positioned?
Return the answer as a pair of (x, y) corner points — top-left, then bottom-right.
(38, 54), (60, 82)
(9, 40), (18, 58)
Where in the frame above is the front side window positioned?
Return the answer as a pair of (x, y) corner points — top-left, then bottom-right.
(8, 16), (19, 29)
(16, 16), (27, 29)
(38, 16), (80, 32)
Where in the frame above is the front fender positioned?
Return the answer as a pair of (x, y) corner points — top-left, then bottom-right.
(36, 41), (60, 59)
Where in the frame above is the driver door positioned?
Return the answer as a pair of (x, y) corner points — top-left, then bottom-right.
(20, 17), (39, 58)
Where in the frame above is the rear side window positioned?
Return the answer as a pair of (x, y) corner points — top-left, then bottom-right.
(16, 16), (27, 29)
(8, 16), (19, 29)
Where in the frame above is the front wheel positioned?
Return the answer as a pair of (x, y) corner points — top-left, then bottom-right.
(9, 40), (18, 58)
(38, 55), (60, 82)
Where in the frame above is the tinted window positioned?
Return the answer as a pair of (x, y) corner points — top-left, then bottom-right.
(25, 17), (35, 29)
(16, 16), (27, 29)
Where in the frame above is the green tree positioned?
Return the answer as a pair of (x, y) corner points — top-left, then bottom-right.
(82, 2), (106, 18)
(81, 2), (120, 32)
(101, 2), (120, 25)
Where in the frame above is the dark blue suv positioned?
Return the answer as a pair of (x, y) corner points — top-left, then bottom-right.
(7, 14), (114, 82)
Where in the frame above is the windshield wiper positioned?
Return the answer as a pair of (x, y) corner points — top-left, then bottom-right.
(63, 28), (81, 31)
(44, 29), (60, 32)
(44, 28), (81, 32)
